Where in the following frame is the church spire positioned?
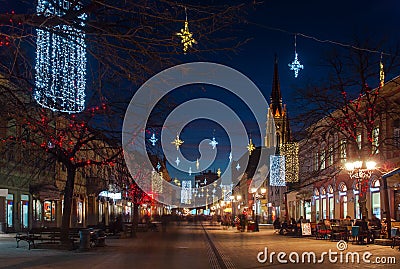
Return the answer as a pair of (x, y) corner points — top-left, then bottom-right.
(270, 54), (283, 117)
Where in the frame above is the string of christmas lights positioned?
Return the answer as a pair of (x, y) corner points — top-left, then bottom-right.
(34, 0), (87, 114)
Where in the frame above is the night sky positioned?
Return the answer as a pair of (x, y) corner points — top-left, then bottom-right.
(2, 1), (400, 180)
(161, 0), (400, 179)
(221, 0), (400, 113)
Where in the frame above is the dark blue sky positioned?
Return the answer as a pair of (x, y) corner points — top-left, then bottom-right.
(3, 1), (400, 181)
(160, 0), (400, 179)
(219, 0), (400, 116)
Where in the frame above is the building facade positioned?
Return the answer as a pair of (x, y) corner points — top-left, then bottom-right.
(287, 76), (400, 223)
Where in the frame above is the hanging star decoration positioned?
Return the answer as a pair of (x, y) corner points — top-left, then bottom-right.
(189, 167), (192, 176)
(229, 152), (232, 163)
(209, 137), (218, 149)
(176, 8), (196, 54)
(149, 133), (158, 146)
(379, 53), (385, 88)
(171, 134), (184, 150)
(175, 157), (181, 166)
(247, 138), (255, 155)
(217, 168), (221, 178)
(196, 158), (200, 170)
(156, 162), (161, 171)
(236, 163), (241, 171)
(288, 34), (303, 78)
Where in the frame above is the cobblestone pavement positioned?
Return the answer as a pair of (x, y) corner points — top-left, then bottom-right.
(205, 225), (400, 269)
(1, 224), (399, 269)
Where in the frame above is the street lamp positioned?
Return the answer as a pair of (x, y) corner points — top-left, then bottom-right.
(251, 187), (267, 232)
(230, 194), (242, 220)
(345, 160), (377, 218)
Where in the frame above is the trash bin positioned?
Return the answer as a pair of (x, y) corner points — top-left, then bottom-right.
(79, 229), (91, 250)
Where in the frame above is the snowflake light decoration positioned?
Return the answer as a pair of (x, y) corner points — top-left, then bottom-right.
(288, 35), (303, 78)
(289, 53), (304, 78)
(34, 0), (87, 113)
(175, 157), (181, 166)
(236, 163), (241, 171)
(156, 162), (161, 171)
(209, 137), (218, 149)
(176, 9), (196, 54)
(149, 133), (158, 146)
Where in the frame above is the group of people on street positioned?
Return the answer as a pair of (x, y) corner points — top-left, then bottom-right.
(273, 216), (307, 236)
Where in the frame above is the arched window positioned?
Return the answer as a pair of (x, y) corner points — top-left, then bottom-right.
(314, 188), (320, 221)
(338, 182), (347, 192)
(327, 185), (334, 219)
(353, 180), (361, 219)
(338, 182), (348, 219)
(320, 187), (327, 219)
(370, 176), (381, 219)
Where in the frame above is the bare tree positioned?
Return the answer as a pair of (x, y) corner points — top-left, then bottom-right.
(0, 0), (257, 241)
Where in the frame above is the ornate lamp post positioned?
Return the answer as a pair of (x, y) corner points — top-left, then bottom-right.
(345, 160), (377, 218)
(230, 194), (242, 220)
(251, 187), (267, 232)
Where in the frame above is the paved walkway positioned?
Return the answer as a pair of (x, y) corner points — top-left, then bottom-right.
(207, 225), (400, 268)
(1, 223), (399, 269)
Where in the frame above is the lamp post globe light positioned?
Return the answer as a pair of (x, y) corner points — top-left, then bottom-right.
(251, 187), (267, 232)
(344, 159), (377, 219)
(230, 194), (242, 222)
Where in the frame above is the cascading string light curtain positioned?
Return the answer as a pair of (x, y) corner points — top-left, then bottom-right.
(34, 0), (87, 114)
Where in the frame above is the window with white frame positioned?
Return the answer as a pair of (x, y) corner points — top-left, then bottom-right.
(315, 151), (319, 171)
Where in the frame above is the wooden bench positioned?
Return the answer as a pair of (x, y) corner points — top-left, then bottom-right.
(89, 229), (106, 247)
(15, 233), (41, 250)
(15, 227), (79, 250)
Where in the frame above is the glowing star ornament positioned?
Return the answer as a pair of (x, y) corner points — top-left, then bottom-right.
(229, 152), (232, 163)
(217, 168), (221, 178)
(175, 157), (181, 166)
(156, 162), (161, 171)
(247, 138), (255, 155)
(288, 35), (303, 78)
(34, 0), (87, 113)
(171, 134), (184, 150)
(196, 158), (200, 170)
(176, 8), (196, 54)
(149, 133), (158, 146)
(188, 167), (192, 176)
(209, 137), (218, 149)
(236, 163), (241, 171)
(379, 53), (385, 88)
